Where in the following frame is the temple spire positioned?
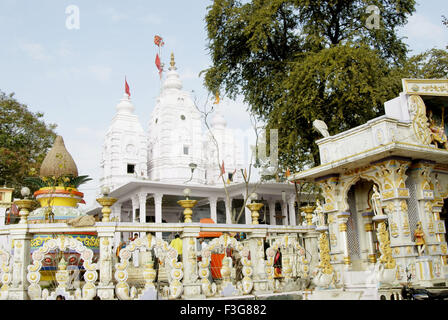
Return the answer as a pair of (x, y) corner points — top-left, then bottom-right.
(169, 52), (176, 71)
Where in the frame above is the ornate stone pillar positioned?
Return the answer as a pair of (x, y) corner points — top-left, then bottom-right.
(138, 192), (147, 224)
(287, 195), (296, 226)
(112, 202), (122, 249)
(432, 197), (447, 266)
(96, 225), (116, 300)
(337, 212), (351, 269)
(407, 161), (445, 283)
(131, 195), (139, 223)
(362, 212), (376, 264)
(225, 197), (233, 224)
(154, 193), (163, 239)
(302, 229), (320, 273)
(268, 200), (276, 226)
(243, 193), (252, 224)
(247, 227), (270, 294)
(373, 158), (414, 273)
(281, 201), (289, 226)
(8, 225), (31, 300)
(181, 226), (204, 299)
(316, 174), (343, 284)
(209, 197), (217, 223)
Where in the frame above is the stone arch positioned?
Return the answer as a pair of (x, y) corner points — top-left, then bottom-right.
(26, 236), (98, 300)
(341, 175), (381, 270)
(340, 174), (382, 212)
(114, 234), (183, 300)
(199, 234), (253, 295)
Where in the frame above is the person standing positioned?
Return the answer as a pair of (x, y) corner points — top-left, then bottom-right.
(170, 234), (183, 261)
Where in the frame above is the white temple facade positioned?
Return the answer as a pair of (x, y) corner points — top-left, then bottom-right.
(95, 53), (298, 241)
(100, 93), (148, 191)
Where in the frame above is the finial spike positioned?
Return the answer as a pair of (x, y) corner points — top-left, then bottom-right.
(170, 52), (176, 70)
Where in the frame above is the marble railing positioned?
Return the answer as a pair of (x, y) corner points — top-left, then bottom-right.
(0, 222), (317, 300)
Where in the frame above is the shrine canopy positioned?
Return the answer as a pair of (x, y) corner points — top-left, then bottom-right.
(198, 218), (222, 238)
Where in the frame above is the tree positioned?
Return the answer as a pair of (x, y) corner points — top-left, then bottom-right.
(405, 49), (448, 79)
(0, 91), (57, 197)
(203, 0), (416, 169)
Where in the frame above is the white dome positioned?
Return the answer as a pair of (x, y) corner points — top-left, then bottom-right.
(211, 111), (226, 129)
(162, 53), (183, 91)
(116, 94), (135, 114)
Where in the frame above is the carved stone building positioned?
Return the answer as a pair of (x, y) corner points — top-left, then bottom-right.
(292, 79), (448, 288)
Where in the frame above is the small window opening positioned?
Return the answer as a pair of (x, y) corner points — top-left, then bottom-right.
(127, 164), (135, 174)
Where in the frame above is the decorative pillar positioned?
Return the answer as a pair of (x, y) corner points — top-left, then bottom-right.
(363, 212), (376, 264)
(154, 194), (163, 239)
(209, 197), (217, 223)
(314, 225), (335, 288)
(372, 214), (397, 285)
(432, 197), (447, 266)
(281, 201), (289, 226)
(225, 197), (232, 224)
(316, 174), (342, 284)
(138, 192), (147, 224)
(337, 212), (351, 268)
(246, 227), (270, 294)
(302, 229), (320, 274)
(131, 195), (139, 223)
(373, 158), (413, 270)
(96, 225), (116, 300)
(287, 195), (296, 226)
(180, 225), (203, 299)
(8, 224), (31, 300)
(407, 161), (444, 284)
(268, 200), (276, 226)
(112, 202), (122, 249)
(243, 193), (252, 224)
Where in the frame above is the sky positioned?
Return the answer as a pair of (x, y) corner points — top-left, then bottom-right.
(0, 0), (447, 208)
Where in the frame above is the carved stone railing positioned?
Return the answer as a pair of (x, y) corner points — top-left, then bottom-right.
(0, 222), (311, 300)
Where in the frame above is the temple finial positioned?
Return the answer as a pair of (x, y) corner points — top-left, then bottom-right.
(170, 52), (176, 70)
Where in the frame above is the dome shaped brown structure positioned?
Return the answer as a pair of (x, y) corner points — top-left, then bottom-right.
(39, 136), (78, 178)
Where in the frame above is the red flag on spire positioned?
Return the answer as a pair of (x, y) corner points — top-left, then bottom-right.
(154, 35), (164, 47)
(125, 77), (131, 97)
(155, 54), (162, 78)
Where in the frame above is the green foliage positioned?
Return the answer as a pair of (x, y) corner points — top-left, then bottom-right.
(0, 91), (57, 197)
(405, 49), (448, 79)
(204, 0), (416, 169)
(24, 175), (92, 189)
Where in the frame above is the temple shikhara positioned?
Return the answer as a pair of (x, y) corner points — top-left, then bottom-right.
(0, 68), (447, 299)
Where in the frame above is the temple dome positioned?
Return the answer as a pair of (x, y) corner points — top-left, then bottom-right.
(116, 93), (135, 114)
(162, 53), (183, 91)
(211, 110), (227, 129)
(40, 136), (78, 178)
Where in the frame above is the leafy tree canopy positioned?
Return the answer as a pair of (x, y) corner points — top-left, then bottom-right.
(204, 0), (416, 170)
(0, 91), (57, 197)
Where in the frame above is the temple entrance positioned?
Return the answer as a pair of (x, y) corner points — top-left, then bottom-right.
(346, 179), (378, 271)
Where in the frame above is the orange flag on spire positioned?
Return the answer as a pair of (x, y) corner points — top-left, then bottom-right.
(155, 54), (162, 78)
(125, 77), (131, 97)
(219, 161), (225, 177)
(285, 168), (291, 178)
(213, 92), (220, 104)
(154, 35), (164, 47)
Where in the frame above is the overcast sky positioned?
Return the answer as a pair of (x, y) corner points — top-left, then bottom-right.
(0, 0), (446, 208)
